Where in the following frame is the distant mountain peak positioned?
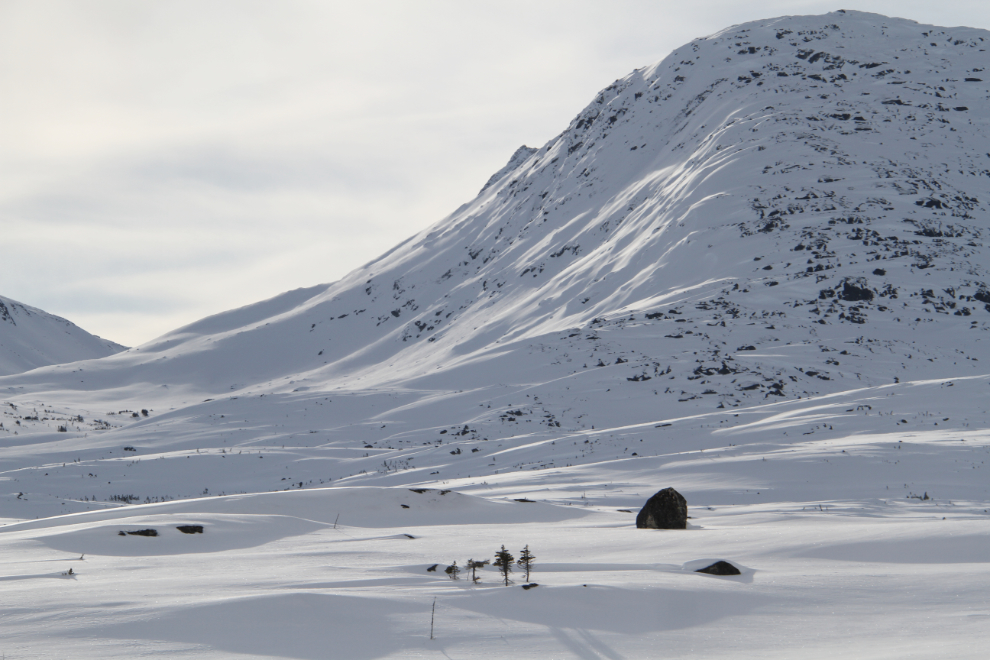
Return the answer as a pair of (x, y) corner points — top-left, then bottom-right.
(0, 295), (126, 376)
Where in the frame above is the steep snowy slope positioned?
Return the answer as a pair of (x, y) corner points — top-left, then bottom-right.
(2, 10), (989, 516)
(0, 294), (126, 377)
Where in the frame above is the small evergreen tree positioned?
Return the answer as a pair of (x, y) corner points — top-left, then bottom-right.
(466, 558), (489, 584)
(517, 545), (535, 582)
(493, 545), (515, 586)
(444, 561), (460, 580)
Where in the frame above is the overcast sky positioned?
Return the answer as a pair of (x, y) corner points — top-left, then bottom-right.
(2, 1), (987, 346)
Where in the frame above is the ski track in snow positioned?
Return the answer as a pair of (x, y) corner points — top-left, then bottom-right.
(1, 10), (989, 659)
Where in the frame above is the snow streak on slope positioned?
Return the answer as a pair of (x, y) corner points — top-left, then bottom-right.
(1, 10), (989, 518)
(0, 294), (126, 377)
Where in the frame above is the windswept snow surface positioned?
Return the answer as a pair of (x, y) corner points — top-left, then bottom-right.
(2, 10), (990, 659)
(0, 295), (125, 377)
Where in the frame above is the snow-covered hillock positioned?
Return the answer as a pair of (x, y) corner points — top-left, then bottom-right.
(0, 294), (126, 377)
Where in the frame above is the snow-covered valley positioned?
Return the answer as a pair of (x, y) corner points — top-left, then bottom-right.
(2, 10), (989, 658)
(3, 487), (987, 659)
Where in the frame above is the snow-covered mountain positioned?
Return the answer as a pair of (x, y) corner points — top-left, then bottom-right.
(3, 9), (989, 509)
(9, 11), (990, 398)
(0, 294), (126, 377)
(3, 12), (989, 659)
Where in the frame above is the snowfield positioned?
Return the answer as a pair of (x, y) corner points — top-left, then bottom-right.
(2, 10), (990, 659)
(2, 486), (988, 658)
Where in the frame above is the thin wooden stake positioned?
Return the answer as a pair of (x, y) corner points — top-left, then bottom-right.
(430, 597), (437, 640)
(334, 513), (339, 529)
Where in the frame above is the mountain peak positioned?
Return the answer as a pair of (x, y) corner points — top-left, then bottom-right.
(480, 145), (539, 194)
(0, 295), (126, 376)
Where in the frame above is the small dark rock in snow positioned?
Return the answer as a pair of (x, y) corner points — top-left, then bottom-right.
(521, 583), (539, 590)
(123, 529), (158, 537)
(636, 487), (687, 529)
(695, 560), (741, 576)
(176, 525), (204, 534)
(427, 564), (438, 572)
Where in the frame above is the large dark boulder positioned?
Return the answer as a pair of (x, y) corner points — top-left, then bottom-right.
(636, 487), (687, 529)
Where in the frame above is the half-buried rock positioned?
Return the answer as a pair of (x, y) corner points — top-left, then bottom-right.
(695, 560), (741, 576)
(176, 525), (204, 534)
(635, 487), (687, 529)
(119, 529), (158, 537)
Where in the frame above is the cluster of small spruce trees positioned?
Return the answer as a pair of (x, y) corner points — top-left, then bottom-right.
(444, 545), (534, 586)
